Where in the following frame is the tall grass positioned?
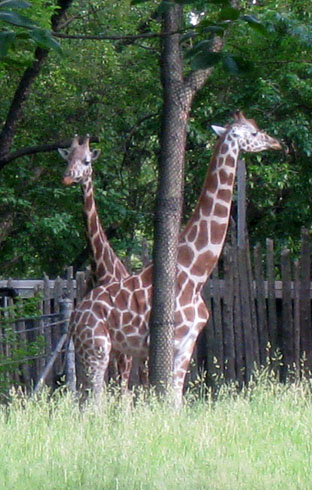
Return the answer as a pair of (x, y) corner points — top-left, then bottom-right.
(1, 373), (312, 490)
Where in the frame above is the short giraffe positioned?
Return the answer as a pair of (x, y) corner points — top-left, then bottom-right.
(58, 135), (133, 387)
(69, 112), (281, 406)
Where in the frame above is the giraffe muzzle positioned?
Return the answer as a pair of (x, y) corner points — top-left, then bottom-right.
(62, 176), (74, 186)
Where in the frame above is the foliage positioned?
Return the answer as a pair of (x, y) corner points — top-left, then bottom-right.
(0, 0), (312, 277)
(0, 0), (61, 69)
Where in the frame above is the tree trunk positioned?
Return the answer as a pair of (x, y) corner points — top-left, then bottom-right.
(149, 3), (185, 395)
(149, 3), (226, 398)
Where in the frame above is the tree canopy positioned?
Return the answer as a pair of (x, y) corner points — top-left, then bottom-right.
(1, 0), (312, 278)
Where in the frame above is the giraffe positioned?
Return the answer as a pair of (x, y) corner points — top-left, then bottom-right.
(68, 111), (281, 406)
(58, 135), (133, 388)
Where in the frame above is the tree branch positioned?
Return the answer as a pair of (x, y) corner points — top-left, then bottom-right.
(52, 29), (185, 42)
(0, 136), (100, 167)
(0, 0), (74, 170)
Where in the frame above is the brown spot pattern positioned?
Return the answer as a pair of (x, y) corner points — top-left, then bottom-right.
(141, 267), (152, 288)
(179, 281), (193, 305)
(209, 172), (218, 193)
(175, 325), (189, 339)
(220, 143), (229, 154)
(217, 189), (232, 203)
(201, 194), (214, 217)
(214, 203), (228, 218)
(188, 225), (197, 242)
(178, 245), (194, 268)
(124, 325), (136, 335)
(211, 221), (227, 244)
(184, 307), (195, 322)
(195, 220), (208, 251)
(225, 155), (235, 167)
(219, 169), (228, 184)
(174, 310), (183, 326)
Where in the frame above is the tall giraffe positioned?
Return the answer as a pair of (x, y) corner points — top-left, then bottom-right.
(58, 135), (133, 387)
(69, 112), (281, 406)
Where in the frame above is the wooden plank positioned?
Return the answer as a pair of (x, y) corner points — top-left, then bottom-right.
(231, 219), (244, 383)
(254, 243), (268, 365)
(293, 260), (300, 376)
(266, 239), (277, 354)
(211, 266), (224, 375)
(201, 279), (216, 386)
(16, 317), (31, 390)
(52, 277), (63, 377)
(34, 284), (45, 377)
(66, 267), (75, 302)
(43, 274), (52, 386)
(76, 271), (86, 304)
(281, 248), (293, 380)
(238, 245), (254, 381)
(246, 238), (259, 367)
(299, 228), (312, 371)
(222, 243), (235, 380)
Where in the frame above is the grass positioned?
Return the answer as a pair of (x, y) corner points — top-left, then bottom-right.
(1, 373), (312, 490)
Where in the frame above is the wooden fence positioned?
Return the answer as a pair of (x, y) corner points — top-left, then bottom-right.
(1, 227), (312, 394)
(0, 268), (87, 398)
(197, 225), (312, 386)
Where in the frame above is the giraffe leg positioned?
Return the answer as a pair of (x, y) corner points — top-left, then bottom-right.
(116, 353), (133, 394)
(173, 328), (205, 408)
(74, 324), (111, 404)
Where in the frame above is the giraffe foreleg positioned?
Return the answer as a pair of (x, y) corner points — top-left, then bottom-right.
(173, 321), (207, 408)
(73, 323), (111, 403)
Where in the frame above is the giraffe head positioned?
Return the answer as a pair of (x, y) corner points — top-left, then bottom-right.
(212, 111), (281, 153)
(59, 135), (101, 186)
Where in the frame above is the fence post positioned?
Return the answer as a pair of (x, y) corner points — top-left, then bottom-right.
(60, 297), (76, 392)
(33, 297), (73, 395)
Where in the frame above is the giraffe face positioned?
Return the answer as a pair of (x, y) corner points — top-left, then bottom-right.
(213, 111), (281, 154)
(229, 122), (282, 153)
(59, 135), (101, 186)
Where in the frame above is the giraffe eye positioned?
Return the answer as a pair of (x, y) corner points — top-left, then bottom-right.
(83, 159), (90, 166)
(251, 132), (257, 137)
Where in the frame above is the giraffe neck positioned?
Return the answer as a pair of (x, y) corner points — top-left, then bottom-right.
(82, 178), (128, 285)
(178, 133), (239, 291)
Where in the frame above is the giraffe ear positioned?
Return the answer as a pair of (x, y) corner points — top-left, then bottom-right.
(91, 149), (101, 161)
(58, 148), (70, 160)
(211, 125), (226, 137)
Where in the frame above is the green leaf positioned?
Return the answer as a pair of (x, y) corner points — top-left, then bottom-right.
(218, 7), (240, 22)
(0, 30), (15, 56)
(0, 10), (36, 28)
(241, 15), (268, 36)
(30, 28), (62, 54)
(0, 0), (30, 8)
(197, 19), (226, 35)
(223, 53), (254, 75)
(206, 0), (230, 4)
(190, 51), (222, 70)
(185, 40), (212, 59)
(222, 53), (239, 75)
(130, 0), (151, 4)
(173, 0), (195, 4)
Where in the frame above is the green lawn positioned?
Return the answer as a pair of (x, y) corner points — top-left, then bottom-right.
(1, 376), (311, 490)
